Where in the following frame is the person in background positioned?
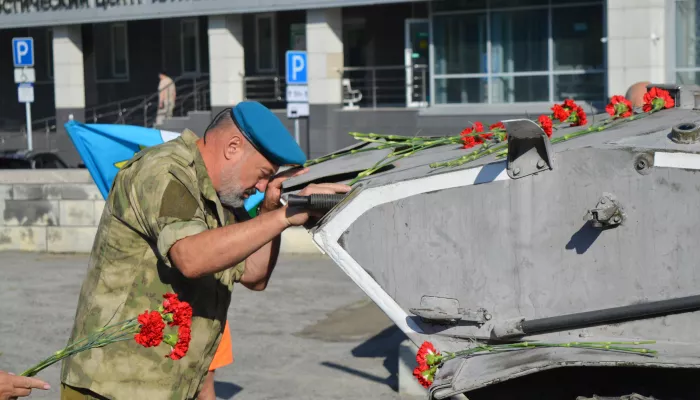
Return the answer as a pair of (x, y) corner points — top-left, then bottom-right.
(156, 71), (177, 126)
(625, 81), (651, 108)
(0, 370), (50, 400)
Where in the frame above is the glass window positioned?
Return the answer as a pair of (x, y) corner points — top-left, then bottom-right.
(181, 19), (200, 74)
(433, 13), (488, 75)
(552, 5), (604, 71)
(492, 75), (549, 103)
(256, 14), (276, 73)
(490, 9), (548, 73)
(111, 23), (128, 78)
(554, 73), (605, 103)
(430, 0), (605, 105)
(435, 78), (488, 104)
(676, 0), (700, 69)
(47, 28), (53, 80)
(431, 0), (486, 12)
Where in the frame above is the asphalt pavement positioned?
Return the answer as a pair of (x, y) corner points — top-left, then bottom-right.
(0, 252), (408, 400)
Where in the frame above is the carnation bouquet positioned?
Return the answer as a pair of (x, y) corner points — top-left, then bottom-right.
(305, 87), (676, 185)
(19, 293), (193, 377)
(413, 339), (658, 388)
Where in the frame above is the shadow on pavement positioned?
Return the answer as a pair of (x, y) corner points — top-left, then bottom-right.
(214, 381), (243, 399)
(322, 325), (407, 392)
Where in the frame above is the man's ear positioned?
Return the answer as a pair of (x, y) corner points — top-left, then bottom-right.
(224, 135), (243, 160)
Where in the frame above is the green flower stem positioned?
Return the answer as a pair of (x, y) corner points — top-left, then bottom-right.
(20, 318), (141, 377)
(435, 340), (657, 367)
(349, 132), (439, 141)
(304, 143), (406, 167)
(429, 143), (508, 169)
(348, 136), (459, 185)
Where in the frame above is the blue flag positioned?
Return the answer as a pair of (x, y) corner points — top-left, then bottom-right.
(64, 120), (265, 212)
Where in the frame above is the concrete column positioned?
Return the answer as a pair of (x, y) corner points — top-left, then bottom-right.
(306, 8), (343, 104)
(208, 14), (245, 116)
(305, 8), (343, 160)
(606, 0), (668, 98)
(52, 25), (85, 166)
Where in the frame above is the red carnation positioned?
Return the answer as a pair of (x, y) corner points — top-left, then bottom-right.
(461, 135), (477, 149)
(473, 121), (484, 133)
(416, 341), (438, 366)
(571, 106), (588, 127)
(551, 104), (571, 122)
(167, 325), (192, 360)
(460, 127), (473, 137)
(134, 310), (165, 348)
(538, 115), (553, 138)
(413, 364), (433, 388)
(489, 122), (506, 131)
(562, 99), (578, 109)
(606, 95), (633, 118)
(643, 87), (675, 112)
(162, 293), (193, 327)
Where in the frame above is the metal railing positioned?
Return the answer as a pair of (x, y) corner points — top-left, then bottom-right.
(11, 73), (211, 138)
(242, 65), (429, 108)
(242, 75), (286, 102)
(117, 73), (210, 128)
(339, 64), (428, 109)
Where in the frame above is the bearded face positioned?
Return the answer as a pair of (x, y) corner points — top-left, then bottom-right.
(216, 160), (258, 209)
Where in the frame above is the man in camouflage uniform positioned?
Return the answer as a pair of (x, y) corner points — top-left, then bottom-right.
(59, 102), (349, 399)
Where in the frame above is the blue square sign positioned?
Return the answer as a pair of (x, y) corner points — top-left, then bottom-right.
(286, 51), (307, 85)
(12, 37), (34, 67)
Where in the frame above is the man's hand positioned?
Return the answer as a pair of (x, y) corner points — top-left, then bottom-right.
(0, 371), (50, 400)
(260, 167), (309, 213)
(284, 183), (351, 227)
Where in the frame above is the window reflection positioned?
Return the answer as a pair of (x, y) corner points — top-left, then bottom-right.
(431, 0), (605, 105)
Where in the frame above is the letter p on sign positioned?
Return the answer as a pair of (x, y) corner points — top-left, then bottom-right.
(285, 51), (307, 85)
(12, 38), (34, 67)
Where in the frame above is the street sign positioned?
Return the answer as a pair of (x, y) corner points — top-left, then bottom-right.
(285, 50), (307, 85)
(18, 83), (34, 103)
(14, 67), (36, 83)
(287, 103), (309, 118)
(12, 37), (34, 67)
(286, 85), (308, 103)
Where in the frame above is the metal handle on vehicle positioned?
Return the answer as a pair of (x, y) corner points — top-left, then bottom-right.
(286, 194), (346, 211)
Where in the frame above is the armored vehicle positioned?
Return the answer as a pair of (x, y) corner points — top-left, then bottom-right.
(282, 84), (700, 399)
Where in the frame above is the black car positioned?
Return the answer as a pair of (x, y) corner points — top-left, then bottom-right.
(0, 150), (70, 169)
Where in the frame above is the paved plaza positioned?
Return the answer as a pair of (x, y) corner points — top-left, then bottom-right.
(0, 252), (408, 400)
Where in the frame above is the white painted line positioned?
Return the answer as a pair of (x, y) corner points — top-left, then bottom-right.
(654, 152), (700, 170)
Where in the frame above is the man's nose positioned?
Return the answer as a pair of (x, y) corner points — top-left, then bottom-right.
(255, 180), (268, 193)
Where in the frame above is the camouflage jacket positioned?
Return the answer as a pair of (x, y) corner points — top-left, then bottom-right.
(60, 129), (245, 400)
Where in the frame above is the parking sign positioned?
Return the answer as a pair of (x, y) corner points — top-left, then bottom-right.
(12, 38), (34, 67)
(285, 51), (307, 85)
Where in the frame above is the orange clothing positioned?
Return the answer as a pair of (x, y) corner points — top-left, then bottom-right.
(209, 320), (233, 371)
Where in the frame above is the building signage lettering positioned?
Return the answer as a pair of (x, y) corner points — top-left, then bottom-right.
(0, 0), (187, 14)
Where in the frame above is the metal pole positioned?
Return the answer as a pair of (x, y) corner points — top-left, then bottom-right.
(294, 118), (300, 145)
(421, 67), (427, 106)
(372, 69), (377, 109)
(25, 102), (32, 151)
(305, 117), (310, 159)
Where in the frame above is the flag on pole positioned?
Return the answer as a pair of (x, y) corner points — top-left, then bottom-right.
(64, 120), (265, 213)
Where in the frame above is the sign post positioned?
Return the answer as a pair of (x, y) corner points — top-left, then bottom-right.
(285, 50), (308, 149)
(13, 37), (35, 151)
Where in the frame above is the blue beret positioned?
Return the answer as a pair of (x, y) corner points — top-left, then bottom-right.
(231, 101), (307, 166)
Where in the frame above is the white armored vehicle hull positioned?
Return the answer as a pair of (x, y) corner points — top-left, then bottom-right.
(283, 84), (700, 399)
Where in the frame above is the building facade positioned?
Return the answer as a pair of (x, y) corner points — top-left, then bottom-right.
(0, 0), (691, 165)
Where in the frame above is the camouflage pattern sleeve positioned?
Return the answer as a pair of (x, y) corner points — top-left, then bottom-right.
(131, 169), (208, 268)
